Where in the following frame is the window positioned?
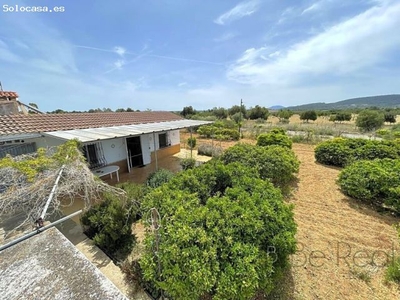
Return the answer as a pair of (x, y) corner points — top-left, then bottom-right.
(0, 142), (36, 158)
(159, 133), (168, 148)
(82, 142), (107, 169)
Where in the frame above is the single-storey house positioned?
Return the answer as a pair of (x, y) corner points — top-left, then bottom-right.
(0, 111), (210, 173)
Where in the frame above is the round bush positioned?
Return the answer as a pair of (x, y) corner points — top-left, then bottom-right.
(314, 138), (352, 167)
(257, 132), (292, 149)
(354, 144), (399, 160)
(180, 157), (196, 170)
(315, 138), (400, 167)
(220, 143), (299, 189)
(338, 159), (400, 211)
(187, 137), (196, 149)
(140, 161), (297, 299)
(146, 168), (174, 188)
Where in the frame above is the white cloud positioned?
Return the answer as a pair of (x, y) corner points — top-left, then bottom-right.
(114, 59), (126, 69)
(113, 46), (126, 56)
(227, 2), (400, 85)
(214, 32), (237, 42)
(302, 1), (323, 15)
(178, 82), (187, 87)
(214, 0), (261, 25)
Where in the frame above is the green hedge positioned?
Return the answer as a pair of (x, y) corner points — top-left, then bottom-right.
(220, 143), (299, 189)
(81, 192), (138, 260)
(257, 131), (292, 149)
(197, 125), (240, 140)
(146, 169), (174, 189)
(180, 157), (196, 170)
(315, 138), (400, 167)
(140, 161), (296, 299)
(338, 159), (400, 212)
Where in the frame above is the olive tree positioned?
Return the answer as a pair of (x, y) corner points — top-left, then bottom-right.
(356, 110), (385, 132)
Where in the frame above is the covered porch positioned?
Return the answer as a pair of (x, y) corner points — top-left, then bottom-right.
(101, 148), (212, 185)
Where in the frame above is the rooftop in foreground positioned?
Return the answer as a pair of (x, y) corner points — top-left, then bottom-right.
(0, 227), (127, 300)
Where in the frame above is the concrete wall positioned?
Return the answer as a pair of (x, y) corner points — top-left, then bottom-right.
(31, 136), (64, 149)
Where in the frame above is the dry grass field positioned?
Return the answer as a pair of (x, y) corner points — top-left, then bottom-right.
(288, 144), (400, 300)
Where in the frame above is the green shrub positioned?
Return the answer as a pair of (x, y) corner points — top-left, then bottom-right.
(270, 127), (286, 135)
(197, 143), (223, 157)
(385, 256), (400, 283)
(140, 161), (297, 299)
(220, 143), (299, 189)
(376, 129), (390, 137)
(187, 137), (196, 149)
(338, 159), (400, 211)
(197, 124), (240, 140)
(81, 193), (137, 260)
(180, 157), (196, 170)
(257, 132), (292, 149)
(115, 182), (148, 219)
(315, 138), (352, 167)
(220, 128), (240, 140)
(354, 144), (398, 160)
(315, 138), (400, 167)
(146, 168), (174, 189)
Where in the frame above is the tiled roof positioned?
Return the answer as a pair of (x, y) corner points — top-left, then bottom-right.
(0, 91), (18, 98)
(0, 111), (183, 135)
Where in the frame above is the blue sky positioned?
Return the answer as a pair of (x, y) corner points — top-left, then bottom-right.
(0, 0), (399, 112)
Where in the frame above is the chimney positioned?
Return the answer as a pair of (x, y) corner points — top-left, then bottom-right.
(0, 91), (19, 115)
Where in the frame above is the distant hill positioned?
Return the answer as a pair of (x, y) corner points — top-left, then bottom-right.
(287, 94), (400, 111)
(269, 105), (285, 110)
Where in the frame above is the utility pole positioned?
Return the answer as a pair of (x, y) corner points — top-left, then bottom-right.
(238, 99), (243, 139)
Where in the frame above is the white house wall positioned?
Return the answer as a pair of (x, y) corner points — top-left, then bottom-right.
(170, 130), (180, 146)
(148, 130), (180, 152)
(30, 136), (127, 165)
(99, 138), (127, 164)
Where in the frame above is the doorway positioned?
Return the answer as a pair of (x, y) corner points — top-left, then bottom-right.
(126, 136), (143, 168)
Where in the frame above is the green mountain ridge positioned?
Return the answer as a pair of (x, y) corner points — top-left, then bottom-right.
(286, 94), (400, 111)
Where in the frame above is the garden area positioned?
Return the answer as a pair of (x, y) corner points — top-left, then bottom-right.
(2, 108), (400, 299)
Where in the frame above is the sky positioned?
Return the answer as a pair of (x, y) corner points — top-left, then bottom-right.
(0, 0), (400, 112)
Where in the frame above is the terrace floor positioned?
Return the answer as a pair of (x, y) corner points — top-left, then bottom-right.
(102, 149), (212, 186)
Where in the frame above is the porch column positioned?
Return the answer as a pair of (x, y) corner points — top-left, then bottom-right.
(153, 132), (158, 171)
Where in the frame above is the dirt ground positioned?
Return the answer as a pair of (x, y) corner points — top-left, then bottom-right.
(132, 133), (400, 299)
(179, 134), (400, 299)
(288, 143), (400, 300)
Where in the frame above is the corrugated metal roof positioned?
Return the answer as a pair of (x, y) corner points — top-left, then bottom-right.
(43, 119), (212, 143)
(0, 133), (42, 142)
